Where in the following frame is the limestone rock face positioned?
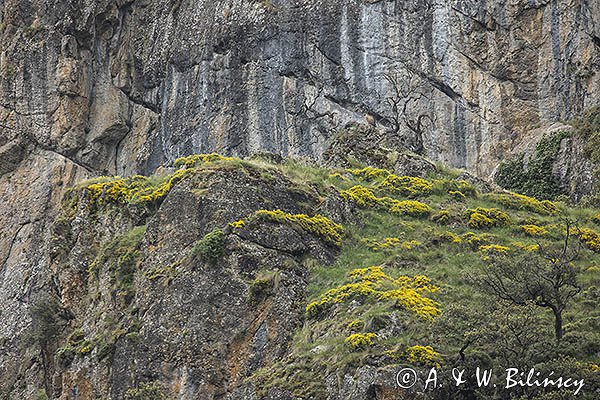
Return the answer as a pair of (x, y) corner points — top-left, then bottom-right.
(1, 163), (341, 399)
(1, 0), (598, 177)
(0, 0), (598, 398)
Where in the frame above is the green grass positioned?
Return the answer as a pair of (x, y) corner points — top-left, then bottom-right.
(240, 156), (600, 398)
(64, 153), (600, 398)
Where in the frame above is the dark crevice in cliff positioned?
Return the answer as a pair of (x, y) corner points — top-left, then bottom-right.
(314, 44), (342, 67)
(231, 232), (299, 261)
(117, 87), (160, 114)
(423, 75), (479, 110)
(114, 124), (133, 175)
(24, 137), (94, 174)
(0, 218), (40, 274)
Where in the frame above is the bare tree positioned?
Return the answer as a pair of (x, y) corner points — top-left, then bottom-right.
(381, 64), (435, 153)
(280, 77), (337, 149)
(476, 219), (584, 342)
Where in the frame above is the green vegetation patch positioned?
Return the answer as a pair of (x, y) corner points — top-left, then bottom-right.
(89, 225), (146, 299)
(484, 192), (558, 215)
(496, 131), (571, 200)
(125, 382), (169, 400)
(192, 229), (226, 263)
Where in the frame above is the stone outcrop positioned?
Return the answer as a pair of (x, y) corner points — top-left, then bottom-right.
(1, 162), (341, 399)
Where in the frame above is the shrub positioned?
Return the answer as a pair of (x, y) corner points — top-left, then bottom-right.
(346, 320), (363, 332)
(192, 229), (226, 263)
(174, 153), (234, 169)
(511, 242), (540, 252)
(431, 179), (478, 197)
(468, 212), (494, 229)
(345, 333), (378, 350)
(90, 226), (146, 300)
(248, 275), (276, 305)
(405, 345), (442, 368)
(430, 210), (451, 225)
(591, 213), (600, 225)
(479, 244), (510, 254)
(448, 190), (466, 200)
(125, 382), (168, 400)
(485, 192), (557, 215)
(27, 299), (61, 348)
(229, 219), (246, 229)
(36, 390), (49, 400)
(436, 231), (462, 244)
(571, 227), (600, 252)
(254, 210), (344, 246)
(521, 224), (548, 237)
(495, 131), (571, 200)
(377, 174), (433, 197)
(306, 267), (440, 320)
(389, 200), (432, 217)
(466, 207), (510, 229)
(461, 232), (493, 250)
(84, 168), (192, 209)
(339, 185), (431, 217)
(340, 185), (379, 207)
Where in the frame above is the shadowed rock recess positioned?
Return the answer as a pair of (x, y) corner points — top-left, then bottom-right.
(0, 0), (599, 399)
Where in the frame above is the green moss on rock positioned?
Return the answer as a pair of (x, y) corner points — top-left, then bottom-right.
(192, 229), (226, 263)
(495, 131), (571, 200)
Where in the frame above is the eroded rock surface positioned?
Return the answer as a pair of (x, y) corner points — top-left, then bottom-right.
(2, 162), (340, 399)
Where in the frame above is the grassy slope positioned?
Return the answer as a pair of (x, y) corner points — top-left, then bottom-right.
(251, 158), (600, 398)
(69, 154), (600, 398)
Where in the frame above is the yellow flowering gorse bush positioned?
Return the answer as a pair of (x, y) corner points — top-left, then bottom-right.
(85, 168), (192, 208)
(345, 333), (378, 350)
(511, 242), (540, 252)
(229, 220), (246, 229)
(571, 227), (600, 252)
(521, 224), (548, 236)
(466, 207), (510, 229)
(405, 345), (442, 368)
(479, 244), (510, 254)
(174, 153), (234, 168)
(377, 174), (433, 197)
(306, 266), (441, 320)
(254, 209), (344, 246)
(430, 210), (451, 225)
(340, 186), (431, 217)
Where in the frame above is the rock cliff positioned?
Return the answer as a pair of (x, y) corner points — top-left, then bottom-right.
(1, 0), (599, 177)
(0, 0), (599, 399)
